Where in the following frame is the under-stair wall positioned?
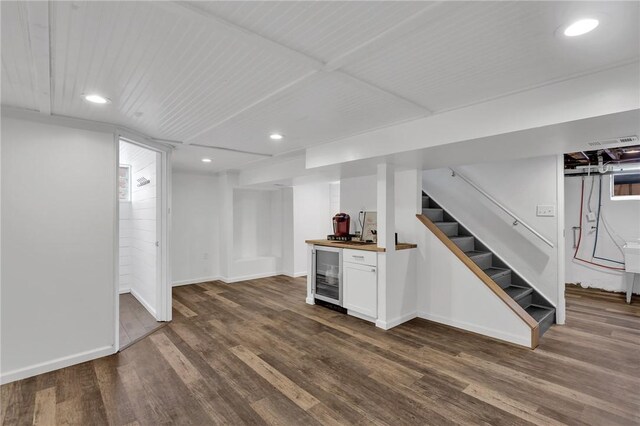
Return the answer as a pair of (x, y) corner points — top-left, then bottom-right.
(421, 156), (563, 319)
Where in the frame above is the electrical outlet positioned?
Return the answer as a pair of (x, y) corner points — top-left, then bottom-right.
(586, 212), (596, 222)
(536, 205), (555, 217)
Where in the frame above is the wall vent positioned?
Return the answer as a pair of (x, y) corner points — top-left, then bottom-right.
(587, 135), (638, 147)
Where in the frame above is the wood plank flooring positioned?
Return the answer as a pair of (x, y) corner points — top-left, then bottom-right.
(2, 278), (639, 425)
(118, 293), (166, 350)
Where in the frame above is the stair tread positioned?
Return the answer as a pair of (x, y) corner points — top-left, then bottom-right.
(434, 221), (457, 225)
(464, 250), (491, 258)
(525, 304), (555, 323)
(503, 285), (533, 301)
(450, 236), (474, 240)
(482, 267), (510, 278)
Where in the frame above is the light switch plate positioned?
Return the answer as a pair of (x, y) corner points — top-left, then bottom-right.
(536, 205), (555, 217)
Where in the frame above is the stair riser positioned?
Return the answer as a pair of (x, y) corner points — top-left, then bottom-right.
(422, 197), (429, 208)
(493, 272), (511, 288)
(517, 294), (532, 308)
(436, 223), (458, 237)
(452, 238), (475, 252)
(539, 312), (555, 336)
(423, 209), (443, 222)
(470, 253), (492, 270)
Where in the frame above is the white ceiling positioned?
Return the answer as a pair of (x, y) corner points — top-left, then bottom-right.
(2, 1), (639, 174)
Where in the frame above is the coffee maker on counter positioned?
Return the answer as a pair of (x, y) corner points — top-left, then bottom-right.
(328, 213), (351, 241)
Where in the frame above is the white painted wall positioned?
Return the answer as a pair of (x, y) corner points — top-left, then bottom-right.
(422, 156), (561, 306)
(1, 116), (116, 383)
(119, 201), (132, 292)
(233, 189), (281, 259)
(565, 174), (640, 294)
(292, 183), (334, 276)
(171, 172), (220, 286)
(339, 175), (376, 235)
(416, 226), (532, 347)
(119, 141), (158, 316)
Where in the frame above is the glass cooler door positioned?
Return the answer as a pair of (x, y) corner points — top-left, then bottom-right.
(313, 247), (342, 306)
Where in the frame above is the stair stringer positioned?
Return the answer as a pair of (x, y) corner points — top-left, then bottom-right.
(416, 216), (536, 348)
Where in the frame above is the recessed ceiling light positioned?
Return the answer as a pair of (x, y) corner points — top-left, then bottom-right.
(201, 158), (212, 163)
(564, 19), (599, 37)
(83, 94), (110, 104)
(270, 133), (283, 141)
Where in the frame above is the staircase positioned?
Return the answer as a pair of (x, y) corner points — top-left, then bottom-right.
(421, 192), (556, 339)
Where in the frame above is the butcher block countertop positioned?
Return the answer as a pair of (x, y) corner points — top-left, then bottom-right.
(305, 239), (417, 252)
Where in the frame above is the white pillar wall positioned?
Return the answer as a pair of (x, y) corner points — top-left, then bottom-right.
(376, 163), (395, 329)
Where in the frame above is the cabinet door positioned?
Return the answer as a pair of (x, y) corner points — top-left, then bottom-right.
(343, 262), (377, 318)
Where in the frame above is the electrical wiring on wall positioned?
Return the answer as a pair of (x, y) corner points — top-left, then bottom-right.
(592, 175), (626, 265)
(573, 177), (626, 271)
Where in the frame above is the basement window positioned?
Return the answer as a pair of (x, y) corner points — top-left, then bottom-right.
(611, 171), (640, 200)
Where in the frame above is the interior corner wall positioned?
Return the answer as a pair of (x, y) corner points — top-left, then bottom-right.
(565, 174), (640, 294)
(340, 175), (376, 235)
(1, 116), (116, 383)
(422, 156), (560, 306)
(171, 171), (220, 286)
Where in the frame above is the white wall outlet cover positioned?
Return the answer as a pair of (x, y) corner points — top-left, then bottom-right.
(536, 205), (555, 217)
(586, 212), (597, 222)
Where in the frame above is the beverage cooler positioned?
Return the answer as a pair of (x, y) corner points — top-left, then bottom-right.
(312, 246), (342, 306)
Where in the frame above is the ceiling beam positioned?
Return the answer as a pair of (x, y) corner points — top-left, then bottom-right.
(24, 1), (51, 115)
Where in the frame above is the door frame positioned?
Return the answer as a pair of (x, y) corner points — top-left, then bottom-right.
(114, 134), (172, 351)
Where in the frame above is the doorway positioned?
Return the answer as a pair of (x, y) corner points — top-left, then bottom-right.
(117, 137), (171, 350)
(563, 145), (640, 304)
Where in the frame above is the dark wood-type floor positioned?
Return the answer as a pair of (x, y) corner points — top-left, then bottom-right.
(119, 293), (165, 350)
(2, 278), (639, 425)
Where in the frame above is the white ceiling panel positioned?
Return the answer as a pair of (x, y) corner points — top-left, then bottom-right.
(187, 71), (426, 155)
(1, 1), (39, 111)
(2, 1), (638, 174)
(343, 1), (640, 113)
(3, 1), (313, 141)
(189, 1), (429, 63)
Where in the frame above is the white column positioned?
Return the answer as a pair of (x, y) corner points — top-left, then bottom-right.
(376, 163), (395, 329)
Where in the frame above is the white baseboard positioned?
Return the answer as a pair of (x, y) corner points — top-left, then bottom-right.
(417, 311), (530, 348)
(172, 272), (306, 287)
(119, 287), (131, 294)
(221, 271), (281, 283)
(349, 310), (376, 324)
(172, 276), (222, 287)
(0, 345), (114, 385)
(376, 312), (417, 330)
(130, 287), (157, 318)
